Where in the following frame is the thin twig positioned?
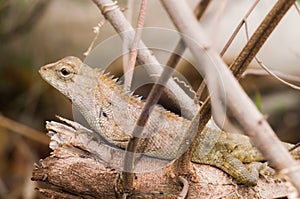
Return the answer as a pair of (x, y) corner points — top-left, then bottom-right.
(194, 0), (212, 19)
(174, 97), (211, 173)
(84, 20), (106, 56)
(220, 0), (260, 57)
(177, 176), (189, 199)
(195, 80), (207, 101)
(243, 68), (300, 84)
(289, 142), (300, 153)
(254, 58), (300, 90)
(243, 18), (300, 90)
(121, 0), (148, 192)
(0, 114), (49, 145)
(124, 0), (148, 92)
(161, 0), (300, 193)
(122, 0), (134, 87)
(294, 2), (300, 15)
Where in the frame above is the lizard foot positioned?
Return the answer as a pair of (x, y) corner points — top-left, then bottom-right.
(257, 162), (276, 183)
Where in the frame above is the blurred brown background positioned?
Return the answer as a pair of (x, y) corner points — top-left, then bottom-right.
(0, 0), (299, 198)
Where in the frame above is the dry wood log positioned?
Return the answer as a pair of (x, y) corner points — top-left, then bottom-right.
(31, 117), (294, 198)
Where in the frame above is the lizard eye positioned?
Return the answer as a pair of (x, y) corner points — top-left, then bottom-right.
(57, 65), (74, 79)
(61, 68), (70, 76)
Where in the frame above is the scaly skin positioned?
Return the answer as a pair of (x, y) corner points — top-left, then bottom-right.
(39, 56), (300, 186)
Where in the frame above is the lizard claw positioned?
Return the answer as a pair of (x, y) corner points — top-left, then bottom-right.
(178, 176), (189, 199)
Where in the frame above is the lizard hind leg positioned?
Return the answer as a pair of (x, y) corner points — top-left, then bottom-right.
(219, 154), (275, 186)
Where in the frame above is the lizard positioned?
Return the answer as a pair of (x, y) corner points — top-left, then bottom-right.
(39, 56), (300, 186)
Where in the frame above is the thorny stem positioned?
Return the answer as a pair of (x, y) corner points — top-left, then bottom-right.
(123, 0), (148, 92)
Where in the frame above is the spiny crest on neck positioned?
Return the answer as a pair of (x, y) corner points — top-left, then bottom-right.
(98, 70), (189, 122)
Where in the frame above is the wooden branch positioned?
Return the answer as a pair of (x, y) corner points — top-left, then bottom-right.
(160, 0), (300, 193)
(31, 117), (293, 198)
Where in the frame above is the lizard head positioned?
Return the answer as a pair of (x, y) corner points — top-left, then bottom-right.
(39, 56), (97, 100)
